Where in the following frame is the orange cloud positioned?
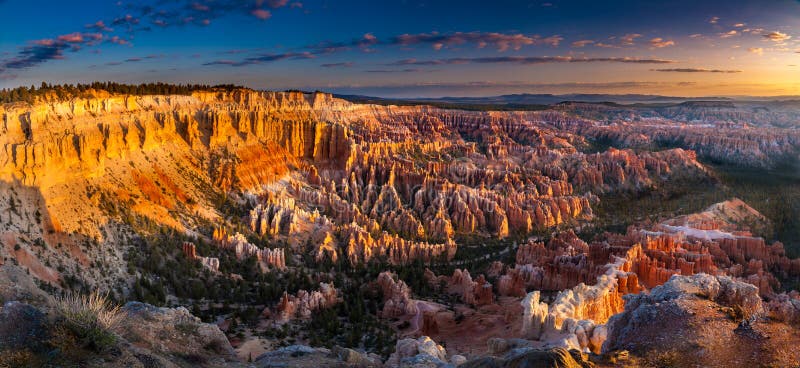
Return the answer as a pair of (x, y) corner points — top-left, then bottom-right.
(763, 31), (791, 42)
(650, 38), (675, 48)
(571, 40), (594, 48)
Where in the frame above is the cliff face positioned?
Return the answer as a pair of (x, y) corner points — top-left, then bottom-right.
(0, 90), (353, 187)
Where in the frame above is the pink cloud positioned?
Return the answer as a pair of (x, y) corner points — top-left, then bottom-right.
(251, 9), (272, 20)
(266, 0), (289, 7)
(109, 36), (131, 46)
(57, 33), (85, 43)
(191, 2), (210, 11)
(33, 39), (56, 46)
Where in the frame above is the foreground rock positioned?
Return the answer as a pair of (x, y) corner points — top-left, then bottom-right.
(385, 336), (465, 368)
(0, 300), (241, 368)
(255, 345), (381, 367)
(120, 302), (238, 366)
(602, 274), (800, 367)
(460, 347), (594, 368)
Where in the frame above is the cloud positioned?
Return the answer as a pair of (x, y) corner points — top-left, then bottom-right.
(203, 51), (315, 66)
(0, 0), (309, 75)
(763, 31), (791, 42)
(0, 31), (108, 72)
(651, 68), (741, 73)
(105, 54), (164, 66)
(315, 80), (702, 97)
(365, 68), (428, 73)
(111, 14), (140, 27)
(649, 38), (675, 48)
(266, 0), (288, 7)
(620, 33), (642, 46)
(191, 2), (210, 11)
(85, 20), (113, 32)
(320, 62), (354, 68)
(387, 56), (676, 66)
(304, 33), (379, 54)
(306, 31), (562, 54)
(389, 31), (563, 51)
(733, 23), (745, 28)
(709, 16), (720, 24)
(57, 32), (103, 44)
(595, 42), (620, 49)
(120, 0), (295, 26)
(212, 32), (380, 66)
(720, 30), (738, 38)
(748, 47), (764, 55)
(571, 40), (594, 48)
(1, 43), (66, 70)
(109, 36), (131, 46)
(250, 9), (271, 20)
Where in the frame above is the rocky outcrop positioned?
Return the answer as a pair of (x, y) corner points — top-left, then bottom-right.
(519, 254), (640, 354)
(0, 300), (238, 368)
(426, 269), (495, 306)
(385, 336), (451, 368)
(599, 273), (800, 367)
(181, 242), (220, 272)
(271, 283), (338, 322)
(0, 301), (48, 352)
(121, 301), (237, 366)
(340, 223), (457, 265)
(767, 292), (800, 324)
(254, 345), (382, 367)
(377, 272), (418, 318)
(212, 228), (286, 270)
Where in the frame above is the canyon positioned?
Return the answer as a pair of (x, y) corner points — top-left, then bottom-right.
(0, 87), (799, 367)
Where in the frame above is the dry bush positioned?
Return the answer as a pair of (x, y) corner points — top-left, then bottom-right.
(53, 292), (123, 352)
(0, 349), (38, 368)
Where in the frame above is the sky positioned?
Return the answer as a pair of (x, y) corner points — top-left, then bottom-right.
(0, 0), (799, 98)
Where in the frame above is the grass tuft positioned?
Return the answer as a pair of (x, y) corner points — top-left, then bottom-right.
(53, 292), (123, 352)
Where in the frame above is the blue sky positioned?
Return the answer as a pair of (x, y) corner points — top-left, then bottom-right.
(1, 0), (799, 97)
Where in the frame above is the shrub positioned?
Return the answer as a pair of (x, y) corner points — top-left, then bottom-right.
(53, 292), (123, 352)
(0, 349), (38, 368)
